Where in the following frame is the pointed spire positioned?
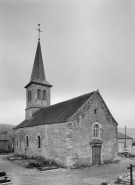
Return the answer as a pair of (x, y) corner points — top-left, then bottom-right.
(24, 25), (52, 88)
(30, 41), (46, 82)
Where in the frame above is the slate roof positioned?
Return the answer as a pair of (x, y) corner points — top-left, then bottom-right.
(118, 133), (133, 139)
(25, 41), (52, 88)
(14, 91), (95, 129)
(31, 41), (46, 82)
(25, 80), (52, 88)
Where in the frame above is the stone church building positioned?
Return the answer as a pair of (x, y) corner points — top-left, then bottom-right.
(14, 38), (118, 168)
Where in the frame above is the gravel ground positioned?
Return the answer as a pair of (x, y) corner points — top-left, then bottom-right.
(0, 154), (135, 185)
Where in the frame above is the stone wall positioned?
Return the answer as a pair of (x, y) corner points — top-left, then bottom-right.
(14, 123), (69, 166)
(14, 125), (47, 158)
(14, 92), (118, 167)
(47, 123), (69, 166)
(65, 92), (118, 166)
(26, 84), (51, 108)
(25, 83), (51, 120)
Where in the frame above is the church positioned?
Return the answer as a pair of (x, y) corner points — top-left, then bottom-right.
(14, 30), (118, 168)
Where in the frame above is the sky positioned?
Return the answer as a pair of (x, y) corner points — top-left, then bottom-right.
(0, 0), (135, 128)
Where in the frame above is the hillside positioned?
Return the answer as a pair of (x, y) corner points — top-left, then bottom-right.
(118, 127), (135, 139)
(0, 124), (16, 135)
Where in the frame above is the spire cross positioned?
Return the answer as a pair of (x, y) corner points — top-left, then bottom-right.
(36, 24), (42, 41)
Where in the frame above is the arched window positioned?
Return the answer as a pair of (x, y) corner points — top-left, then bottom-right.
(42, 90), (46, 100)
(93, 123), (100, 138)
(37, 135), (41, 148)
(37, 89), (41, 100)
(26, 136), (29, 147)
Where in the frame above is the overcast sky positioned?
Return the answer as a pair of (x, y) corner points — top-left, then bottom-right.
(0, 0), (135, 128)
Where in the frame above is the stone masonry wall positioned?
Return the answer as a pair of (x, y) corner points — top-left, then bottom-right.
(64, 92), (118, 167)
(14, 125), (47, 158)
(26, 84), (51, 109)
(25, 84), (51, 119)
(14, 92), (118, 167)
(14, 123), (69, 166)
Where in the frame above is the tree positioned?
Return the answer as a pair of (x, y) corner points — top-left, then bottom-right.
(1, 131), (8, 140)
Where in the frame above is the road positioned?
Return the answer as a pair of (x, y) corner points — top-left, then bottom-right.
(0, 154), (135, 185)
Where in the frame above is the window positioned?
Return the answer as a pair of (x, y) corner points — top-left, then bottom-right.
(37, 135), (41, 148)
(28, 90), (32, 101)
(26, 136), (29, 147)
(94, 108), (98, 114)
(16, 140), (18, 147)
(28, 91), (30, 101)
(42, 90), (46, 100)
(93, 123), (100, 138)
(37, 89), (41, 100)
(29, 90), (31, 101)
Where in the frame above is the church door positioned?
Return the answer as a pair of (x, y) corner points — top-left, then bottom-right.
(92, 146), (101, 165)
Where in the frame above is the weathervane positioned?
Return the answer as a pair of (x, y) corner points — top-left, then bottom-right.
(36, 24), (42, 41)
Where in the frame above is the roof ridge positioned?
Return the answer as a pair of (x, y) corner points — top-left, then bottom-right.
(31, 91), (95, 118)
(47, 91), (95, 107)
(15, 91), (96, 128)
(68, 91), (97, 121)
(97, 91), (118, 125)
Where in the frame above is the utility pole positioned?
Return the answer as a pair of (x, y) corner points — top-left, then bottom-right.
(125, 126), (126, 150)
(127, 164), (135, 185)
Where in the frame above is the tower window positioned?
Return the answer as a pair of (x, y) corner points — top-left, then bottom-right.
(94, 108), (98, 114)
(42, 90), (46, 100)
(37, 135), (41, 148)
(37, 89), (41, 100)
(29, 90), (31, 101)
(28, 90), (32, 101)
(16, 140), (19, 147)
(28, 91), (29, 101)
(26, 136), (29, 147)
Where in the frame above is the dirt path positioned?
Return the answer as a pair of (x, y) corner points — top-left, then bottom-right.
(0, 154), (135, 185)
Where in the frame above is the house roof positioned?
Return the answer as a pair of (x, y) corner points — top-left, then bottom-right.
(14, 91), (95, 129)
(118, 132), (133, 139)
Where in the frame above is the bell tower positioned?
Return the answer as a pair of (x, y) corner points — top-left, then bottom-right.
(25, 25), (52, 120)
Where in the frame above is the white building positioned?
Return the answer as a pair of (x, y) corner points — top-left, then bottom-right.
(118, 133), (133, 152)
